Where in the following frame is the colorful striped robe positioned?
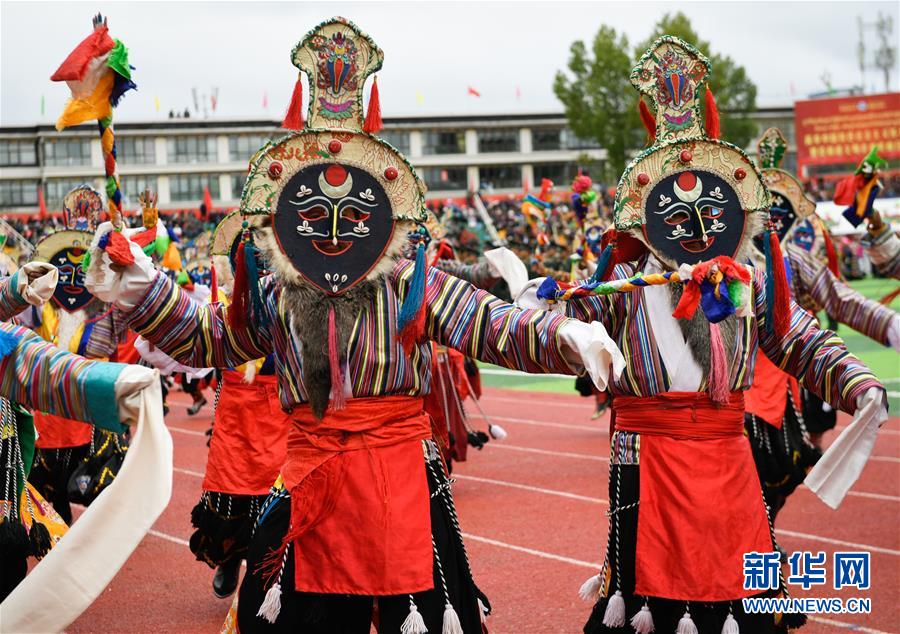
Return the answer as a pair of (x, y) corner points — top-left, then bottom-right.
(125, 259), (574, 410)
(0, 271), (34, 322)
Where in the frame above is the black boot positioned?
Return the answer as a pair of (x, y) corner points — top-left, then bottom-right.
(212, 558), (242, 598)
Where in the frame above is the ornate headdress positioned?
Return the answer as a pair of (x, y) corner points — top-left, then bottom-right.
(62, 185), (103, 232)
(240, 17), (426, 299)
(615, 37), (769, 270)
(754, 127), (816, 247)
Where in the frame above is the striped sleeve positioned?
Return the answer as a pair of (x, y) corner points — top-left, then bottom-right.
(0, 322), (128, 432)
(753, 268), (883, 414)
(0, 272), (30, 321)
(564, 263), (632, 334)
(397, 260), (572, 375)
(861, 226), (900, 280)
(123, 271), (272, 368)
(788, 244), (894, 346)
(433, 258), (499, 290)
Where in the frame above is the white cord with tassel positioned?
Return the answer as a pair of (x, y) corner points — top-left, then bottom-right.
(431, 537), (463, 634)
(578, 573), (602, 602)
(630, 599), (655, 634)
(400, 595), (428, 634)
(601, 466), (626, 627)
(676, 604), (698, 634)
(256, 541), (291, 624)
(721, 604), (740, 633)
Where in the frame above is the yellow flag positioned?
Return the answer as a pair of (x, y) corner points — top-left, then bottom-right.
(415, 91), (424, 106)
(154, 96), (161, 112)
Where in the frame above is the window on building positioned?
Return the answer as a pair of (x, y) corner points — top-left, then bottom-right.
(231, 173), (247, 200)
(478, 165), (522, 190)
(0, 140), (38, 166)
(477, 128), (519, 153)
(420, 167), (468, 192)
(121, 175), (159, 203)
(532, 162), (578, 185)
(561, 129), (601, 150)
(421, 130), (465, 155)
(167, 136), (216, 164)
(118, 137), (157, 164)
(378, 131), (411, 155)
(43, 139), (91, 166)
(228, 135), (270, 161)
(169, 173), (220, 202)
(0, 180), (39, 207)
(45, 179), (92, 209)
(531, 128), (563, 152)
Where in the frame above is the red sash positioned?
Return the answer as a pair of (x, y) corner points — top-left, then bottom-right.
(202, 370), (291, 495)
(614, 391), (773, 602)
(34, 412), (92, 449)
(281, 396), (433, 595)
(745, 354), (801, 429)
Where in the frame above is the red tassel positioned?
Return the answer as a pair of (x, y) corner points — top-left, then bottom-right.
(210, 264), (219, 303)
(821, 228), (841, 279)
(327, 306), (346, 410)
(708, 322), (730, 403)
(768, 232), (792, 338)
(638, 97), (656, 144)
(228, 242), (249, 329)
(363, 77), (383, 134)
(105, 230), (135, 266)
(672, 282), (701, 319)
(399, 303), (426, 353)
(704, 86), (720, 139)
(282, 76), (304, 130)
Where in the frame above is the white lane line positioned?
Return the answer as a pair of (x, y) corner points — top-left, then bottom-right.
(148, 529), (190, 547)
(776, 529), (900, 557)
(869, 455), (900, 464)
(469, 413), (602, 433)
(168, 425), (206, 437)
(462, 533), (599, 569)
(174, 466), (205, 478)
(454, 474), (606, 504)
(489, 443), (608, 462)
(808, 615), (890, 634)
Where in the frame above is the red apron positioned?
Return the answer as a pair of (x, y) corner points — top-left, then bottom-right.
(745, 354), (801, 429)
(615, 392), (773, 602)
(203, 370), (291, 495)
(280, 396), (433, 595)
(34, 412), (92, 449)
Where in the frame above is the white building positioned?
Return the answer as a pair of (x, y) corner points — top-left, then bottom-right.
(0, 109), (793, 214)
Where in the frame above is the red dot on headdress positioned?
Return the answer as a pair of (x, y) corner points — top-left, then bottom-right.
(325, 164), (347, 186)
(677, 171), (697, 191)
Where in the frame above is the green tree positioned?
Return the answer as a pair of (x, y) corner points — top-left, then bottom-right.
(553, 26), (643, 183)
(635, 12), (758, 149)
(553, 14), (759, 181)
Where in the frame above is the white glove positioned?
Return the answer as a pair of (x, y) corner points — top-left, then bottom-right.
(559, 320), (625, 391)
(805, 387), (888, 509)
(85, 221), (162, 309)
(888, 315), (900, 353)
(484, 247), (529, 299)
(134, 335), (212, 380)
(17, 262), (59, 307)
(114, 364), (159, 426)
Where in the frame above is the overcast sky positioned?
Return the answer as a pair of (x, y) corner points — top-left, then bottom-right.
(1, 1), (898, 127)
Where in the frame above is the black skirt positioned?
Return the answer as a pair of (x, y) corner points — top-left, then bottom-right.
(236, 441), (489, 634)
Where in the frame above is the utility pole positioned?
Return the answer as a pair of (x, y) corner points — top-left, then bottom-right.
(872, 12), (896, 91)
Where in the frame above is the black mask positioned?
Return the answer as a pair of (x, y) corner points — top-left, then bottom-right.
(753, 190), (797, 252)
(791, 219), (816, 253)
(645, 170), (745, 266)
(272, 163), (395, 295)
(51, 246), (95, 312)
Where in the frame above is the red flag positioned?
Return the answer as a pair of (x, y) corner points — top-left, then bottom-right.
(467, 86), (481, 97)
(38, 187), (47, 220)
(262, 91), (268, 109)
(516, 86), (522, 100)
(202, 185), (214, 218)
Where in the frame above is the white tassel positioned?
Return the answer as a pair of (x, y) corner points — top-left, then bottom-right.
(578, 574), (602, 602)
(256, 582), (282, 624)
(243, 361), (257, 384)
(477, 598), (489, 624)
(401, 601), (428, 634)
(630, 604), (655, 634)
(677, 611), (699, 634)
(489, 423), (508, 440)
(601, 590), (626, 628)
(442, 602), (463, 634)
(721, 613), (740, 634)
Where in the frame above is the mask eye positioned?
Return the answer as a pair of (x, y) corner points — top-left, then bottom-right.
(700, 206), (723, 219)
(298, 206), (329, 222)
(664, 210), (690, 225)
(341, 207), (370, 222)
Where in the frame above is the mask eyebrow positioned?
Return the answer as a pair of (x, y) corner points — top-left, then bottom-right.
(289, 195), (333, 209)
(337, 196), (379, 209)
(695, 196), (729, 207)
(654, 201), (690, 215)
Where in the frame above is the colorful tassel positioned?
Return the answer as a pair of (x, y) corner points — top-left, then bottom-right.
(363, 76), (383, 134)
(589, 243), (614, 284)
(630, 602), (655, 634)
(578, 574), (602, 601)
(602, 590), (627, 628)
(327, 306), (346, 411)
(638, 97), (656, 144)
(256, 582), (282, 624)
(442, 602), (463, 634)
(282, 75), (304, 130)
(708, 322), (730, 403)
(721, 613), (740, 634)
(677, 609), (699, 634)
(767, 231), (792, 338)
(0, 328), (20, 362)
(228, 241), (249, 329)
(400, 597), (428, 634)
(101, 230), (135, 266)
(210, 265), (219, 303)
(398, 243), (427, 350)
(244, 242), (268, 327)
(704, 86), (720, 139)
(536, 276), (561, 302)
(821, 227), (841, 278)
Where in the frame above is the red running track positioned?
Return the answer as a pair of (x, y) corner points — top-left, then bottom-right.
(66, 387), (900, 633)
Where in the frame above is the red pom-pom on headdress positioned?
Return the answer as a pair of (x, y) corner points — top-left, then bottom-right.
(282, 75), (304, 130)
